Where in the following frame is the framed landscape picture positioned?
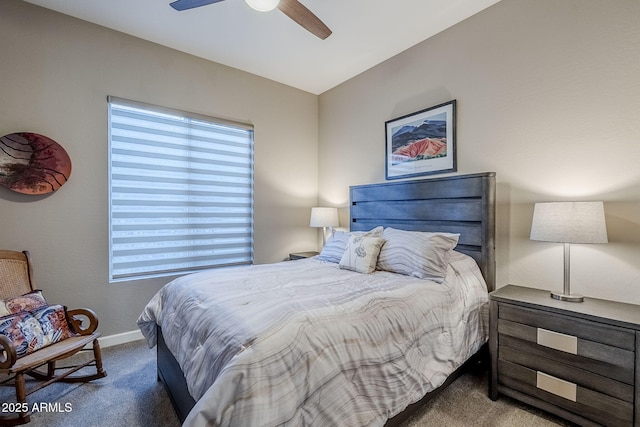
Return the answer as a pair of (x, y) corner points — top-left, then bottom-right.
(385, 100), (456, 180)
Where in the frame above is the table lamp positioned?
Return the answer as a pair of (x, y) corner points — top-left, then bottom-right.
(310, 207), (339, 246)
(530, 201), (608, 302)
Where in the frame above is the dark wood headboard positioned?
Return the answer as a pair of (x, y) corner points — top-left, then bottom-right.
(349, 172), (496, 292)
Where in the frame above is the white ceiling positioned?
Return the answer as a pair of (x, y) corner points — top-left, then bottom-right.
(23, 0), (501, 95)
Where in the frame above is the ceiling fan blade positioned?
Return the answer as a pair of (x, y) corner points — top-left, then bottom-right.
(170, 0), (226, 11)
(277, 0), (332, 40)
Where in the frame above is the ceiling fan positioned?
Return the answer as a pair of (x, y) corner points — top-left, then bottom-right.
(169, 0), (332, 40)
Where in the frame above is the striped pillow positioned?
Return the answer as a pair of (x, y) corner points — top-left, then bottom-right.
(376, 228), (460, 283)
(318, 226), (383, 263)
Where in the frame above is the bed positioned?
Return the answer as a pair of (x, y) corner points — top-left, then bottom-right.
(138, 172), (496, 426)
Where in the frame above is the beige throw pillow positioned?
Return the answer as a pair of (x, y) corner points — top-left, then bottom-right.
(338, 234), (386, 274)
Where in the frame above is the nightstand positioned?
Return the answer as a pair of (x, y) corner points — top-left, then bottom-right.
(489, 285), (640, 427)
(289, 251), (319, 260)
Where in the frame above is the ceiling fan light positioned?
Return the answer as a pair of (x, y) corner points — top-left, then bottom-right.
(245, 0), (280, 12)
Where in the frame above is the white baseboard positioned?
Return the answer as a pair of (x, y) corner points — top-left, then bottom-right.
(99, 329), (145, 348)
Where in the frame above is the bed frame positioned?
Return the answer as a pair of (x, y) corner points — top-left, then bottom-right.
(156, 171), (496, 424)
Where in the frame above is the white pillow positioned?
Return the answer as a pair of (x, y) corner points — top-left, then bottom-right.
(338, 234), (386, 274)
(318, 226), (383, 263)
(376, 228), (460, 282)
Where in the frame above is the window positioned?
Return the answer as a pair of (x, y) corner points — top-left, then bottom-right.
(108, 97), (254, 281)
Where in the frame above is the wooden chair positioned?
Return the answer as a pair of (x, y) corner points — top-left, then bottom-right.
(0, 250), (107, 426)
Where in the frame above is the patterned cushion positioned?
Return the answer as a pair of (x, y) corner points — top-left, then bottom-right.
(376, 228), (460, 283)
(0, 290), (48, 317)
(338, 235), (386, 274)
(318, 226), (383, 263)
(32, 304), (76, 346)
(0, 311), (46, 357)
(0, 304), (75, 358)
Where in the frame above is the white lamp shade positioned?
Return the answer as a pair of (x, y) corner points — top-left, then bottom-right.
(310, 207), (339, 228)
(245, 0), (280, 12)
(530, 201), (608, 244)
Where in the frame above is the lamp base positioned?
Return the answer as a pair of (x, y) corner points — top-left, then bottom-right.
(550, 291), (584, 303)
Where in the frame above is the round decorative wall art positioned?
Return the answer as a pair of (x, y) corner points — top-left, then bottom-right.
(0, 132), (72, 194)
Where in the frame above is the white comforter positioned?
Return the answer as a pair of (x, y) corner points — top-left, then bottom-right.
(138, 252), (488, 427)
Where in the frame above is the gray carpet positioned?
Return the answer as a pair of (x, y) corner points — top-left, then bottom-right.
(0, 340), (180, 427)
(397, 362), (572, 427)
(0, 340), (571, 426)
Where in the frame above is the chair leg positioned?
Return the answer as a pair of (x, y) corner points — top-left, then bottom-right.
(56, 338), (107, 383)
(26, 361), (56, 381)
(46, 361), (55, 379)
(0, 373), (31, 426)
(14, 373), (29, 424)
(33, 361), (56, 379)
(93, 338), (106, 378)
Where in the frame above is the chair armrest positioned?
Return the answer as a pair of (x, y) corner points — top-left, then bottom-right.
(0, 334), (17, 369)
(67, 308), (99, 336)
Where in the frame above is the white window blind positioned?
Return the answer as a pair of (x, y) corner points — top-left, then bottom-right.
(108, 96), (254, 281)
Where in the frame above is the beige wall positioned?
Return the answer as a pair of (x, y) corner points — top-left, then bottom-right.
(0, 0), (319, 336)
(2, 0), (640, 341)
(319, 0), (640, 304)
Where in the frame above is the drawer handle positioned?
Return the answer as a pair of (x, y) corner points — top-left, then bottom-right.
(536, 371), (577, 402)
(537, 328), (577, 355)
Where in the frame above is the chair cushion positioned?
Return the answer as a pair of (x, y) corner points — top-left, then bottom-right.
(0, 304), (75, 358)
(0, 311), (46, 357)
(0, 290), (48, 317)
(32, 304), (76, 346)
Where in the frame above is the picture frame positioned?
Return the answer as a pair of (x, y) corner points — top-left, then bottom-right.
(385, 100), (456, 180)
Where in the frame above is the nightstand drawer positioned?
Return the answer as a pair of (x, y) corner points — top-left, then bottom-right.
(500, 304), (635, 350)
(499, 359), (634, 426)
(498, 319), (635, 383)
(500, 345), (634, 402)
